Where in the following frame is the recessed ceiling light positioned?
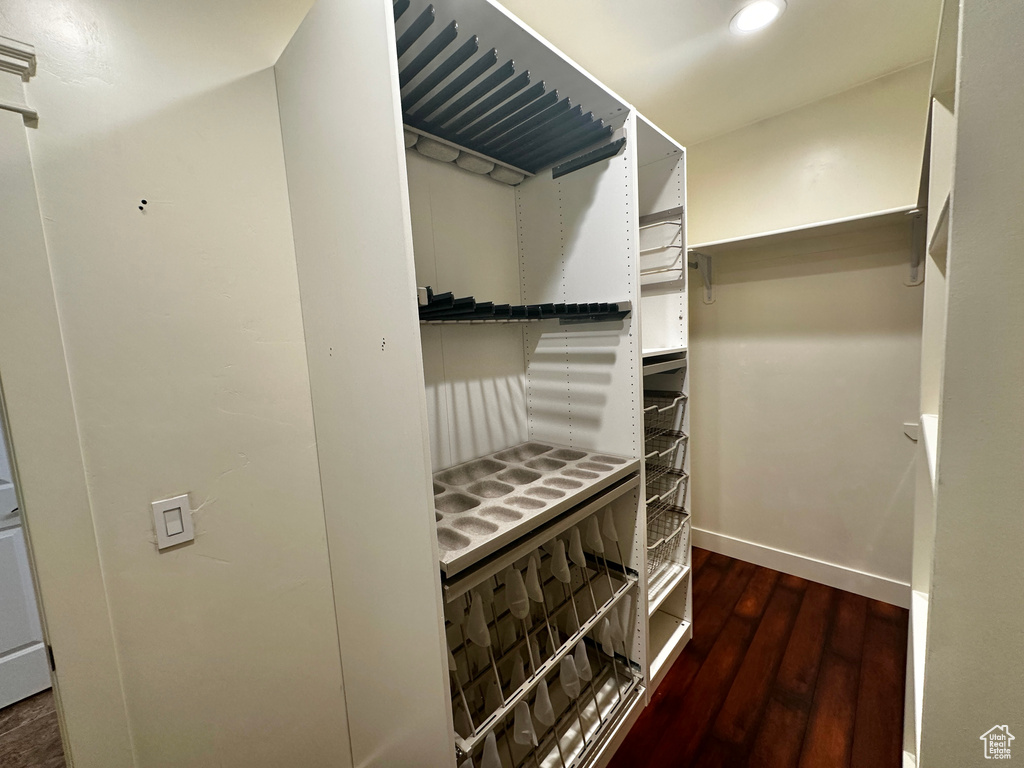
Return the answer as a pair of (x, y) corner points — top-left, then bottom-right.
(730, 0), (786, 35)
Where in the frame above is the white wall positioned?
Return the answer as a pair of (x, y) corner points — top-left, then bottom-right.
(0, 1), (356, 766)
(687, 62), (932, 246)
(689, 221), (922, 605)
(683, 60), (933, 605)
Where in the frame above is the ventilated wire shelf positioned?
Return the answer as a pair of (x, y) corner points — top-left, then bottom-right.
(393, 0), (625, 177)
(646, 507), (689, 580)
(644, 432), (687, 484)
(643, 391), (686, 439)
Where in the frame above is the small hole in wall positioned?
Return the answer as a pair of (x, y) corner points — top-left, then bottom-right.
(138, 199), (148, 212)
(381, 338), (386, 351)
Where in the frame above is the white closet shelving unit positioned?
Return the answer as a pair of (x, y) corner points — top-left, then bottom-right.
(635, 117), (691, 695)
(904, 0), (956, 763)
(275, 2), (690, 765)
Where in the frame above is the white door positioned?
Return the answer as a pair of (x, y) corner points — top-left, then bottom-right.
(0, 423), (50, 708)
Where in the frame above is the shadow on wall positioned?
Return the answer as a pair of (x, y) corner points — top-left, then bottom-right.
(525, 323), (624, 436)
(517, 159), (603, 299)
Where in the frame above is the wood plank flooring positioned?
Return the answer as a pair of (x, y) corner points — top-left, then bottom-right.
(609, 549), (908, 768)
(0, 690), (65, 768)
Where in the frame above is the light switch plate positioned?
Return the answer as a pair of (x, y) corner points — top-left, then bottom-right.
(152, 493), (194, 550)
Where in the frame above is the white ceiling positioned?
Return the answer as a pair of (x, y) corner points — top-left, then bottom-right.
(132, 0), (942, 148)
(498, 0), (942, 145)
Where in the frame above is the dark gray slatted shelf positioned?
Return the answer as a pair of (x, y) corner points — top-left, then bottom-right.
(418, 287), (631, 325)
(393, 0), (623, 176)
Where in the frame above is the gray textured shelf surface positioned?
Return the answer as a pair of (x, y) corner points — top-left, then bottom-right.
(433, 441), (639, 575)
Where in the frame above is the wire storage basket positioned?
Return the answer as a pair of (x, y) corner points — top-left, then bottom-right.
(646, 469), (688, 521)
(643, 391), (687, 439)
(645, 431), (688, 484)
(646, 506), (689, 579)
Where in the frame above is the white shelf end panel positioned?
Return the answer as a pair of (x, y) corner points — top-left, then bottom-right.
(649, 610), (691, 692)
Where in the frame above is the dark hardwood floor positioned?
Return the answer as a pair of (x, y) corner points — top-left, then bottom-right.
(0, 689), (65, 768)
(609, 548), (908, 768)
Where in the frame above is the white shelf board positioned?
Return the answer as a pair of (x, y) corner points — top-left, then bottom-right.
(643, 358), (687, 377)
(648, 563), (689, 617)
(636, 113), (684, 167)
(688, 205), (916, 254)
(642, 346), (687, 359)
(928, 195), (950, 258)
(911, 589), (930, 751)
(649, 611), (691, 690)
(921, 413), (939, 495)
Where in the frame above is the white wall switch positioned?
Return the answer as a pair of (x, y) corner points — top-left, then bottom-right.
(152, 493), (194, 550)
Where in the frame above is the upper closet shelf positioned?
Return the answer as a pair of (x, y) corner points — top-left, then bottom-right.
(688, 205), (916, 253)
(418, 287), (631, 325)
(393, 0), (628, 177)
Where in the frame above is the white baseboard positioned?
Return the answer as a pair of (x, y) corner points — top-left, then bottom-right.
(692, 527), (911, 608)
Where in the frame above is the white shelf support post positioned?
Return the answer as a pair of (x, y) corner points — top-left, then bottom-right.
(906, 209), (925, 286)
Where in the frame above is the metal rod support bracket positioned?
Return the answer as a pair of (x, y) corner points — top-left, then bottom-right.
(688, 251), (714, 304)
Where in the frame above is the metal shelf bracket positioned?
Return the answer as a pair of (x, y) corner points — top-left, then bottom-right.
(688, 250), (714, 304)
